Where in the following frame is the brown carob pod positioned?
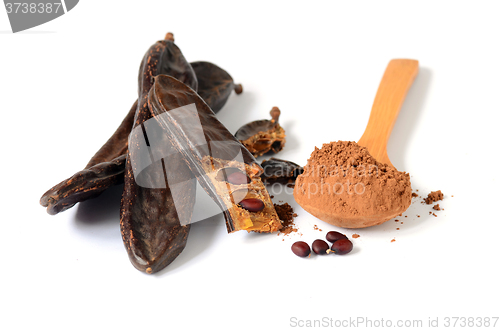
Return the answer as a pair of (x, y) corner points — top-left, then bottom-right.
(119, 33), (199, 274)
(40, 33), (198, 215)
(120, 98), (195, 275)
(260, 158), (303, 185)
(40, 155), (126, 215)
(148, 74), (282, 233)
(235, 107), (286, 157)
(190, 61), (242, 113)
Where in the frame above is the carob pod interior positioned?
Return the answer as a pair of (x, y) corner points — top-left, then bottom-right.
(234, 107), (286, 157)
(190, 61), (242, 113)
(148, 74), (282, 233)
(260, 158), (304, 185)
(40, 33), (198, 215)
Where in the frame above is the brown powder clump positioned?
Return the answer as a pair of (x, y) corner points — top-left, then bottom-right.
(424, 190), (443, 204)
(352, 234), (360, 238)
(433, 204), (441, 211)
(275, 203), (298, 235)
(294, 141), (412, 228)
(411, 192), (419, 198)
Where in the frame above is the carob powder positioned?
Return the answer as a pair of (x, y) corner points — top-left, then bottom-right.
(275, 203), (298, 235)
(294, 141), (412, 228)
(424, 190), (444, 204)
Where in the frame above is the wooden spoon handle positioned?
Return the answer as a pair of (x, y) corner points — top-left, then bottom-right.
(358, 59), (419, 167)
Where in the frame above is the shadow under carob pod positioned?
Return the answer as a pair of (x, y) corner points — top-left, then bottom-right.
(73, 184), (123, 239)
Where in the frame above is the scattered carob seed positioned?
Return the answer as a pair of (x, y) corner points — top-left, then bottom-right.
(325, 231), (348, 243)
(312, 239), (329, 255)
(328, 239), (353, 255)
(291, 230), (353, 257)
(291, 241), (311, 257)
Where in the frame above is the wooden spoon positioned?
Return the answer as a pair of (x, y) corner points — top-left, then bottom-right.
(358, 59), (419, 167)
(294, 59), (418, 228)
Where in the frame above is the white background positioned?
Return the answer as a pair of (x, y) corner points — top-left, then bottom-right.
(1, 1), (499, 330)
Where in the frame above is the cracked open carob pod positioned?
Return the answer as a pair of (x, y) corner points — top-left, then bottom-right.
(148, 74), (282, 233)
(234, 107), (286, 157)
(40, 33), (198, 215)
(260, 158), (304, 185)
(190, 61), (242, 113)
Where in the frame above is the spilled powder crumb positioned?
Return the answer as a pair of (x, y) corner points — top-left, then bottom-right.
(411, 192), (419, 198)
(433, 204), (441, 211)
(313, 224), (323, 231)
(391, 239), (396, 243)
(275, 203), (298, 236)
(352, 234), (360, 238)
(424, 190), (444, 204)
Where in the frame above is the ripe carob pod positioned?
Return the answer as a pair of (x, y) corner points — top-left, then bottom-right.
(260, 158), (304, 185)
(40, 33), (198, 215)
(190, 61), (242, 113)
(120, 99), (195, 275)
(235, 107), (286, 157)
(119, 33), (199, 274)
(40, 155), (127, 215)
(148, 74), (282, 233)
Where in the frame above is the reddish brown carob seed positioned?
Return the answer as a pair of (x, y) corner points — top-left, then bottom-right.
(227, 172), (250, 185)
(239, 198), (265, 212)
